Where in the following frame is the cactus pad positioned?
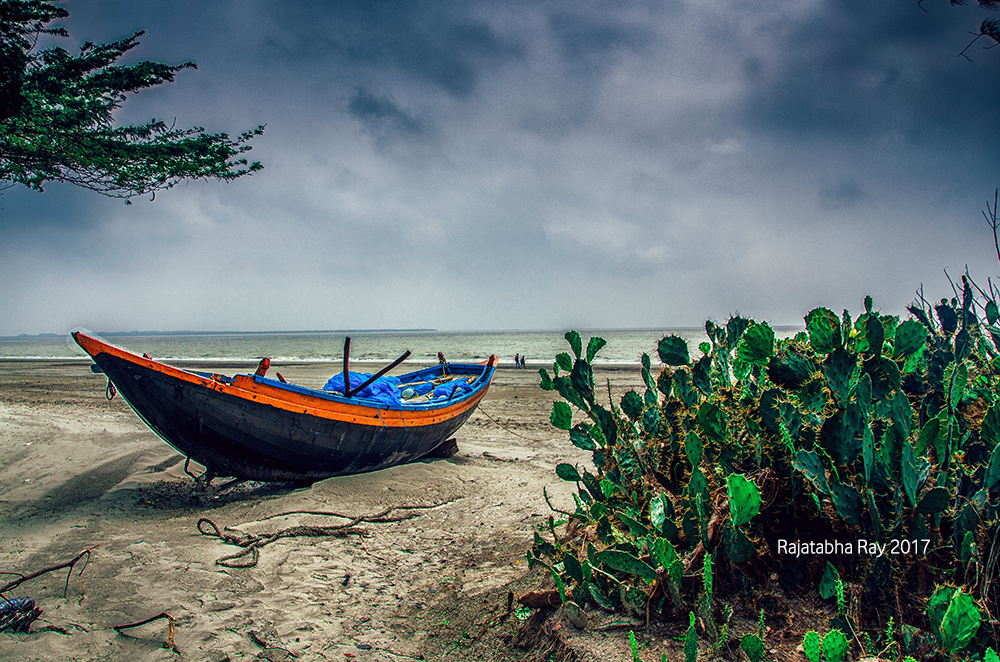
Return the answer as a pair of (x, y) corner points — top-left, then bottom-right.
(802, 630), (822, 662)
(822, 628), (849, 662)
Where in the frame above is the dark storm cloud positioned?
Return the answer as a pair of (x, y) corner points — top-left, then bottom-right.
(348, 87), (424, 146)
(510, 9), (660, 137)
(252, 1), (526, 99)
(396, 21), (526, 97)
(740, 2), (1000, 144)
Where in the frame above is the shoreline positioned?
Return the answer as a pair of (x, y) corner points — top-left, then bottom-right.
(0, 357), (645, 368)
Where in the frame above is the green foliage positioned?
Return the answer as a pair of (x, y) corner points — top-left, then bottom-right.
(0, 0), (263, 201)
(726, 474), (761, 528)
(586, 336), (607, 363)
(927, 585), (981, 653)
(711, 619), (729, 655)
(806, 307), (842, 354)
(550, 402), (573, 430)
(737, 322), (775, 365)
(658, 335), (690, 366)
(532, 282), (1000, 658)
(821, 629), (848, 662)
(915, 486), (950, 514)
(684, 612), (698, 662)
(594, 549), (656, 581)
(817, 563), (840, 601)
(987, 437), (1000, 489)
(894, 320), (929, 359)
(881, 616), (897, 658)
(802, 630), (821, 662)
(565, 331), (583, 359)
(861, 630), (874, 656)
(555, 462), (582, 482)
(739, 633), (766, 662)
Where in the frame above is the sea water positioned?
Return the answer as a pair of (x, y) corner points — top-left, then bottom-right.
(0, 327), (802, 366)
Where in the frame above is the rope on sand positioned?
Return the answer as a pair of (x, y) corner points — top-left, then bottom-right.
(196, 500), (458, 568)
(112, 613), (177, 652)
(0, 548), (93, 599)
(476, 404), (556, 443)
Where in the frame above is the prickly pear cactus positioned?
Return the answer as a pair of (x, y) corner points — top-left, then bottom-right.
(740, 633), (766, 662)
(822, 629), (849, 662)
(802, 630), (822, 662)
(684, 612), (698, 662)
(532, 280), (1000, 660)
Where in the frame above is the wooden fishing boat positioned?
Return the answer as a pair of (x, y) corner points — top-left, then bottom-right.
(72, 331), (498, 483)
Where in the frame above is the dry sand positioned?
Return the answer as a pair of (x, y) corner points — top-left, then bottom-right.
(0, 359), (656, 661)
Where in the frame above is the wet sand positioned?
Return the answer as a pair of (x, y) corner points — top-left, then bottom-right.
(0, 359), (644, 661)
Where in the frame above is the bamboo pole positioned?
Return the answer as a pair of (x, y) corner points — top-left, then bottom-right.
(343, 336), (351, 396)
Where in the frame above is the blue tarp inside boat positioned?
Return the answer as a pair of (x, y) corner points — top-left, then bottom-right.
(322, 371), (475, 405)
(323, 372), (402, 405)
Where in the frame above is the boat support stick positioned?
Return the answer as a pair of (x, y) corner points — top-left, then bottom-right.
(345, 349), (413, 397)
(343, 336), (352, 396)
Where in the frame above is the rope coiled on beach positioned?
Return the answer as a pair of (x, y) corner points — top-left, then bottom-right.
(196, 502), (453, 568)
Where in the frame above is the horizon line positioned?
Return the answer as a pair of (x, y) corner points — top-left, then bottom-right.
(2, 324), (809, 340)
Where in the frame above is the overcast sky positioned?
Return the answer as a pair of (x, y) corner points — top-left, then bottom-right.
(2, 0), (999, 336)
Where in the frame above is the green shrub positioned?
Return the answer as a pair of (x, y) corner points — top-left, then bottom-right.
(530, 280), (1000, 658)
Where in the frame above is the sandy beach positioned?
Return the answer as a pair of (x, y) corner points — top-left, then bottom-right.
(0, 359), (653, 661)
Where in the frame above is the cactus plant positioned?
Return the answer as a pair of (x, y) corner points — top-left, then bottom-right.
(928, 585), (981, 653)
(822, 629), (849, 662)
(531, 282), (1000, 658)
(684, 611), (698, 662)
(726, 473), (761, 528)
(802, 630), (822, 662)
(740, 633), (766, 662)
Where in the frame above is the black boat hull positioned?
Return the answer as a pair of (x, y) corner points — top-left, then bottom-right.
(74, 332), (496, 482)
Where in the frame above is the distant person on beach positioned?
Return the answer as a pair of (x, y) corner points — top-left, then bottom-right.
(514, 354), (520, 368)
(520, 355), (526, 369)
